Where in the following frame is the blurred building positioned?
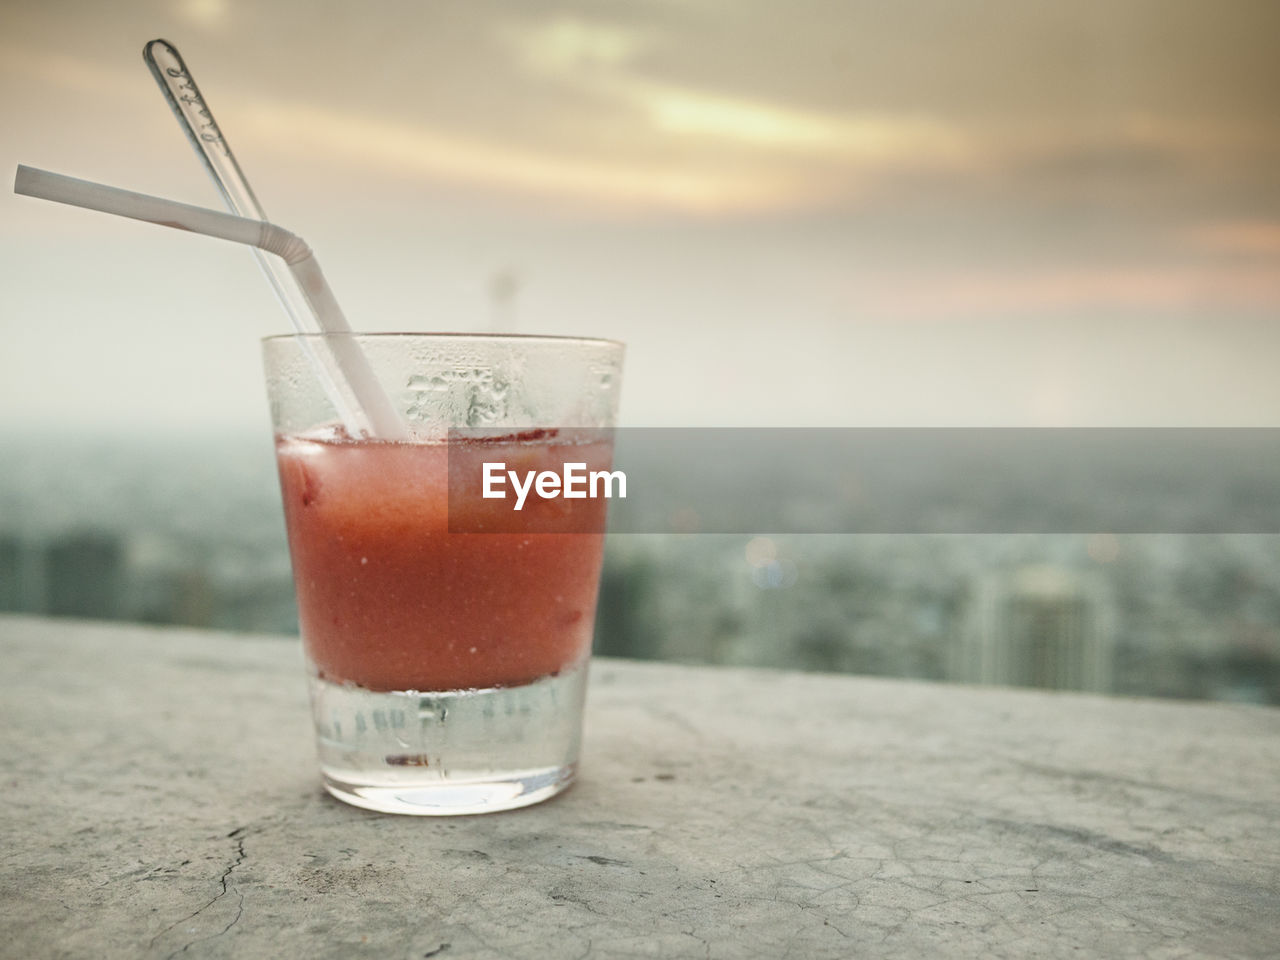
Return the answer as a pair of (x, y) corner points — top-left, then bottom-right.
(44, 530), (124, 619)
(954, 564), (1115, 693)
(0, 534), (43, 612)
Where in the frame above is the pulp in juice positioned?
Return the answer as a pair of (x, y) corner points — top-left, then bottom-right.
(276, 429), (611, 692)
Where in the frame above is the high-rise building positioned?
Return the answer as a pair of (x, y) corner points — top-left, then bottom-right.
(953, 564), (1115, 692)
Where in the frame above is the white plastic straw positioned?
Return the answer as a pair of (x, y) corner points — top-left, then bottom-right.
(141, 40), (366, 438)
(13, 164), (407, 440)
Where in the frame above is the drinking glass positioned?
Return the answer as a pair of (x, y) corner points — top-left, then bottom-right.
(263, 333), (624, 814)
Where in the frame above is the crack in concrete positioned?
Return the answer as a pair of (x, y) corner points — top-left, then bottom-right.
(148, 830), (248, 959)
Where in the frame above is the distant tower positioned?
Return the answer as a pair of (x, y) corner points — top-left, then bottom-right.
(487, 266), (522, 332)
(954, 564), (1115, 692)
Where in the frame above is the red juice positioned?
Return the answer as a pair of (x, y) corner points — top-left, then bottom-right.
(276, 430), (611, 692)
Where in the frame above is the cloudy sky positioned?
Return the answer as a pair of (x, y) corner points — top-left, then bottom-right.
(2, 0), (1278, 431)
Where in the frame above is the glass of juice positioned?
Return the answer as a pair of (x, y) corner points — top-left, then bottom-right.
(262, 333), (624, 815)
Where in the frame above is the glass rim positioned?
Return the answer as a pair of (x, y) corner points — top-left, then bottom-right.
(261, 331), (625, 349)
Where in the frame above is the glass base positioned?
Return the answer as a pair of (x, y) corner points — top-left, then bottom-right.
(321, 764), (575, 815)
(308, 659), (587, 816)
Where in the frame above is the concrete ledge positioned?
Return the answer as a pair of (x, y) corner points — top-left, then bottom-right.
(1, 614), (1277, 958)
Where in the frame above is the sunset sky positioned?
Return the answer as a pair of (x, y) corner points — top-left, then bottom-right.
(2, 0), (1278, 431)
